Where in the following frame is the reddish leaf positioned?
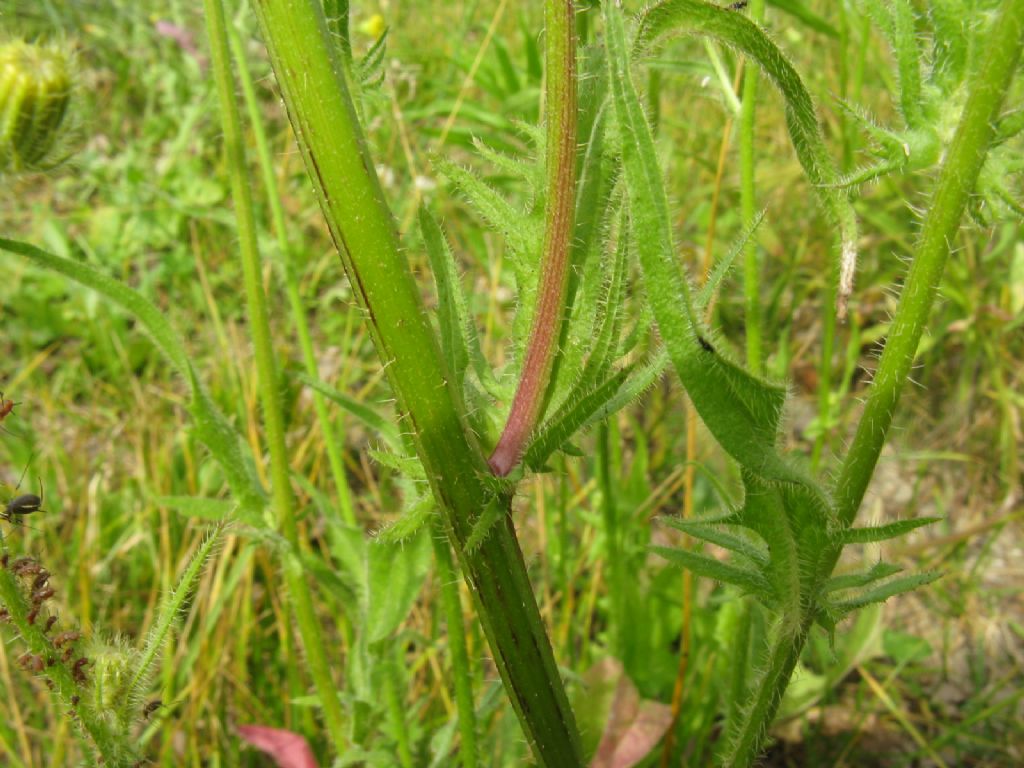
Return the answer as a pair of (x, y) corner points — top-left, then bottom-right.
(237, 725), (319, 768)
(589, 661), (673, 768)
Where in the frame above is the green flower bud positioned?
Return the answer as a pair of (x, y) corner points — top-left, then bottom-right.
(0, 40), (72, 174)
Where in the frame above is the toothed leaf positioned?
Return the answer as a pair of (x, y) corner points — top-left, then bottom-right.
(436, 158), (541, 275)
(472, 137), (545, 199)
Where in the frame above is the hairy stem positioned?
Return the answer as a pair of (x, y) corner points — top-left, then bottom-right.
(724, 5), (1024, 764)
(833, 0), (1024, 526)
(248, 0), (582, 763)
(488, 0), (578, 476)
(203, 0), (348, 750)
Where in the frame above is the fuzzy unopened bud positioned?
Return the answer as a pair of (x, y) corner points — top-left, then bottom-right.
(0, 40), (72, 173)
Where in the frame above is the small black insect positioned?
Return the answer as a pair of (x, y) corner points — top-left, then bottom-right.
(728, 1), (749, 10)
(698, 335), (716, 353)
(2, 460), (46, 527)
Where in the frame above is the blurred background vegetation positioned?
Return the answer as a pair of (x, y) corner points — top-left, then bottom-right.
(0, 0), (1021, 765)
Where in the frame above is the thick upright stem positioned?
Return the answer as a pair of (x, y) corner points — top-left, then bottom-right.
(248, 0), (582, 763)
(489, 0), (578, 476)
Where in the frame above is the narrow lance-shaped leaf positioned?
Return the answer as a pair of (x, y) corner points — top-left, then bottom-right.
(525, 366), (632, 471)
(660, 516), (769, 568)
(823, 561), (902, 593)
(695, 209), (765, 313)
(828, 572), (942, 618)
(603, 7), (821, 495)
(652, 545), (775, 604)
(577, 205), (632, 391)
(420, 205), (472, 390)
(838, 516), (941, 545)
(373, 495), (435, 545)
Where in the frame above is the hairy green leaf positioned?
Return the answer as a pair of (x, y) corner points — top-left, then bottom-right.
(525, 366), (632, 471)
(374, 495), (435, 545)
(839, 516), (941, 545)
(604, 6), (823, 493)
(660, 517), (769, 568)
(828, 572), (942, 619)
(652, 545), (775, 603)
(420, 205), (472, 389)
(824, 561), (903, 593)
(367, 448), (427, 481)
(464, 495), (507, 555)
(634, 0), (858, 314)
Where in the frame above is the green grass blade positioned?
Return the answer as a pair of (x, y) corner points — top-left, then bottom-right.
(299, 373), (403, 452)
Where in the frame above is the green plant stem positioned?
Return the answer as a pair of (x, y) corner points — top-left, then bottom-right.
(431, 523), (479, 768)
(202, 0), (348, 752)
(226, 16), (356, 527)
(722, 620), (806, 767)
(247, 1), (582, 763)
(488, 0), (578, 476)
(740, 0), (764, 372)
(833, 0), (1024, 527)
(725, 5), (1024, 764)
(0, 569), (132, 765)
